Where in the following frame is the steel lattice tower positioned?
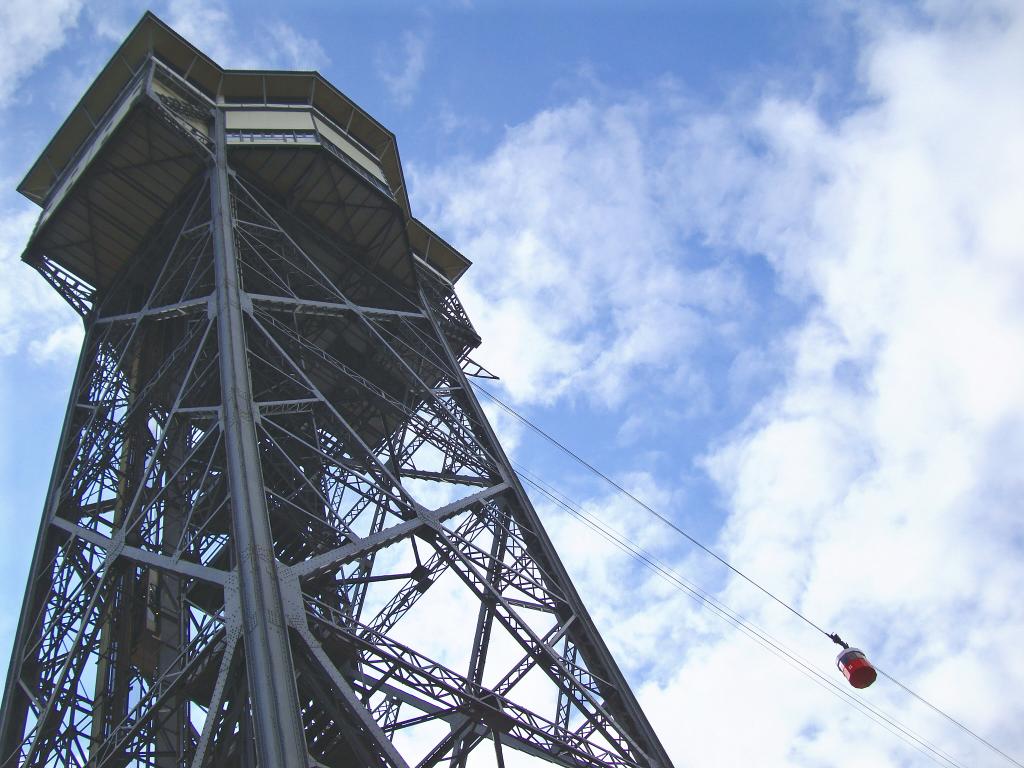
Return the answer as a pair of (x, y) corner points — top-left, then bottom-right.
(1, 14), (673, 768)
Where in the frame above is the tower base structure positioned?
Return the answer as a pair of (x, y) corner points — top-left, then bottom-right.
(1, 13), (674, 768)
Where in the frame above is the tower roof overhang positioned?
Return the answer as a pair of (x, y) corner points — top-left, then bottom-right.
(17, 11), (470, 283)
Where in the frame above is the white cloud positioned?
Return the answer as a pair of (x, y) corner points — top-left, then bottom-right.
(83, 0), (140, 43)
(0, 0), (84, 109)
(264, 19), (329, 71)
(27, 322), (83, 364)
(161, 0), (234, 65)
(657, 4), (1024, 766)
(377, 29), (429, 107)
(0, 206), (80, 360)
(418, 2), (1024, 765)
(162, 0), (328, 71)
(414, 98), (750, 408)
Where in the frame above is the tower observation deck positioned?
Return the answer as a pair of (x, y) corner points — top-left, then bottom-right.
(1, 13), (673, 768)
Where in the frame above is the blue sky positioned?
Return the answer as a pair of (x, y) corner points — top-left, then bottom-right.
(2, 1), (1023, 766)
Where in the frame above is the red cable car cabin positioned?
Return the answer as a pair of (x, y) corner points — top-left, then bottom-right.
(837, 647), (877, 689)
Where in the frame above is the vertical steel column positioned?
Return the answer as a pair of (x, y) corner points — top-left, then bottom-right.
(209, 109), (307, 768)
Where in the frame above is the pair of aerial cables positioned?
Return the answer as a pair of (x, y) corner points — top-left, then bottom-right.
(472, 382), (1021, 768)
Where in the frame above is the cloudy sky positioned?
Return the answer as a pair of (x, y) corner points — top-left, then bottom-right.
(1, 1), (1023, 766)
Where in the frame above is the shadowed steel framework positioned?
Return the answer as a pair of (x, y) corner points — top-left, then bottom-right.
(1, 13), (674, 768)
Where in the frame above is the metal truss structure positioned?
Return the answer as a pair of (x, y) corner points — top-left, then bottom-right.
(1, 13), (674, 768)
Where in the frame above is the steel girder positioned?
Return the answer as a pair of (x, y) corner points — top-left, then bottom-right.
(2, 80), (674, 768)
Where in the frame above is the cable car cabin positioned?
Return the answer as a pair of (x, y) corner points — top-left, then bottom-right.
(837, 647), (877, 689)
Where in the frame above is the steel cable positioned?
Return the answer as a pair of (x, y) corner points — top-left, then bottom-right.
(514, 463), (968, 768)
(257, 252), (1015, 767)
(473, 381), (1023, 768)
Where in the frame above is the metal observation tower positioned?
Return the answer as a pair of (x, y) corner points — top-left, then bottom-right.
(1, 14), (672, 768)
